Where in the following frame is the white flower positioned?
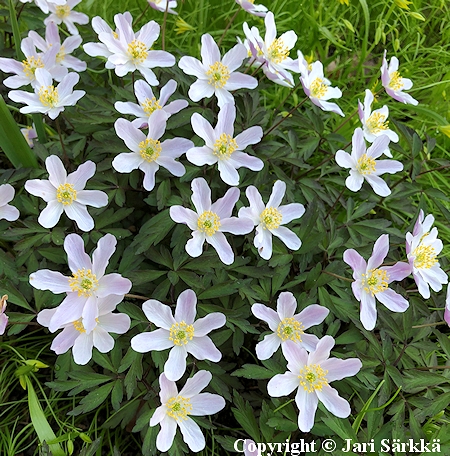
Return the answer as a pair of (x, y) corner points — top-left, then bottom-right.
(335, 127), (403, 197)
(267, 337), (362, 432)
(252, 292), (329, 360)
(301, 60), (344, 116)
(114, 79), (188, 129)
(113, 111), (193, 191)
(97, 13), (175, 85)
(45, 0), (89, 36)
(238, 181), (305, 259)
(8, 68), (85, 120)
(37, 295), (130, 365)
(150, 371), (225, 452)
(24, 155), (108, 231)
(0, 184), (20, 221)
(169, 177), (254, 265)
(187, 103), (263, 186)
(406, 210), (448, 299)
(29, 233), (132, 333)
(235, 0), (268, 17)
(358, 89), (398, 147)
(19, 0), (66, 15)
(148, 0), (178, 14)
(131, 289), (226, 381)
(0, 295), (9, 335)
(21, 125), (38, 148)
(178, 33), (257, 107)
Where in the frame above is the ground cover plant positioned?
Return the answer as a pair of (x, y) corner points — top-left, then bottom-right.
(1, 0), (450, 455)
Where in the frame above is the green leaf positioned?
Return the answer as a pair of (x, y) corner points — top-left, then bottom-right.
(68, 382), (114, 416)
(231, 364), (274, 379)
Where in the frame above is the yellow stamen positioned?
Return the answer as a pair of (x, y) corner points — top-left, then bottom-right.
(56, 183), (77, 205)
(298, 364), (328, 393)
(197, 211), (221, 236)
(268, 38), (289, 64)
(260, 207), (282, 230)
(167, 396), (192, 421)
(356, 154), (376, 175)
(142, 97), (162, 116)
(361, 268), (389, 295)
(69, 269), (99, 297)
(22, 56), (44, 79)
(276, 317), (304, 342)
(206, 62), (230, 89)
(139, 138), (162, 162)
(413, 244), (437, 269)
(388, 71), (404, 91)
(56, 45), (65, 63)
(310, 77), (328, 99)
(366, 112), (389, 134)
(127, 39), (148, 64)
(73, 319), (86, 333)
(38, 85), (59, 108)
(212, 133), (238, 160)
(169, 321), (195, 346)
(55, 5), (70, 19)
(112, 31), (119, 39)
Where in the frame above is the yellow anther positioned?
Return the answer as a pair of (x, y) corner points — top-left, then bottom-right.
(56, 183), (77, 205)
(127, 39), (148, 64)
(212, 133), (238, 159)
(267, 38), (289, 64)
(167, 396), (192, 421)
(142, 97), (162, 116)
(260, 207), (282, 230)
(413, 244), (437, 269)
(388, 71), (404, 91)
(69, 268), (99, 297)
(310, 77), (328, 99)
(366, 112), (389, 134)
(139, 138), (162, 162)
(169, 321), (195, 346)
(22, 56), (44, 79)
(73, 319), (86, 333)
(276, 317), (304, 342)
(55, 5), (70, 19)
(38, 85), (59, 108)
(356, 154), (376, 175)
(206, 62), (230, 89)
(298, 364), (328, 393)
(56, 45), (66, 63)
(361, 268), (389, 295)
(197, 211), (221, 236)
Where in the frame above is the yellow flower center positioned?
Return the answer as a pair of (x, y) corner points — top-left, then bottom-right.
(356, 154), (376, 175)
(206, 62), (230, 89)
(56, 45), (66, 63)
(139, 138), (162, 162)
(22, 56), (44, 79)
(213, 133), (238, 159)
(298, 364), (328, 393)
(56, 183), (77, 205)
(388, 71), (404, 91)
(366, 112), (389, 134)
(167, 396), (192, 421)
(260, 207), (282, 230)
(69, 268), (99, 297)
(38, 85), (59, 108)
(142, 97), (162, 116)
(276, 317), (304, 342)
(169, 321), (195, 346)
(310, 77), (328, 99)
(362, 268), (389, 295)
(268, 38), (289, 64)
(112, 31), (119, 39)
(413, 244), (437, 269)
(55, 5), (71, 19)
(197, 211), (221, 236)
(127, 39), (148, 64)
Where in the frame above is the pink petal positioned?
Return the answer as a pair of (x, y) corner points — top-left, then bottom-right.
(296, 304), (329, 329)
(367, 234), (389, 270)
(321, 358), (362, 382)
(175, 289), (197, 324)
(92, 234), (116, 278)
(277, 291), (297, 320)
(131, 328), (173, 352)
(64, 233), (92, 272)
(187, 336), (221, 361)
(376, 288), (409, 313)
(192, 312), (226, 336)
(170, 206), (198, 230)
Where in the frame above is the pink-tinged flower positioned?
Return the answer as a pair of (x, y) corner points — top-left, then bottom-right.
(358, 89), (398, 146)
(148, 0), (178, 14)
(114, 79), (188, 129)
(150, 370), (225, 452)
(113, 111), (192, 191)
(335, 127), (403, 197)
(238, 181), (305, 260)
(444, 286), (450, 326)
(29, 233), (132, 333)
(187, 103), (263, 186)
(178, 33), (257, 108)
(29, 21), (87, 72)
(0, 295), (9, 335)
(297, 50), (313, 79)
(243, 12), (298, 87)
(406, 210), (448, 299)
(8, 68), (85, 120)
(267, 337), (362, 432)
(45, 0), (89, 36)
(0, 37), (63, 89)
(0, 184), (20, 222)
(131, 289), (225, 381)
(251, 291), (329, 360)
(381, 50), (418, 105)
(25, 155), (108, 231)
(343, 234), (411, 330)
(21, 125), (38, 148)
(301, 61), (344, 116)
(97, 13), (175, 85)
(37, 294), (130, 365)
(236, 0), (268, 17)
(19, 0), (66, 15)
(169, 177), (254, 265)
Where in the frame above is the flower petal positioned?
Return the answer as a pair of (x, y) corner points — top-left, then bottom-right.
(131, 328), (172, 352)
(255, 333), (280, 360)
(192, 312), (226, 336)
(164, 345), (188, 381)
(175, 289), (197, 324)
(142, 300), (175, 329)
